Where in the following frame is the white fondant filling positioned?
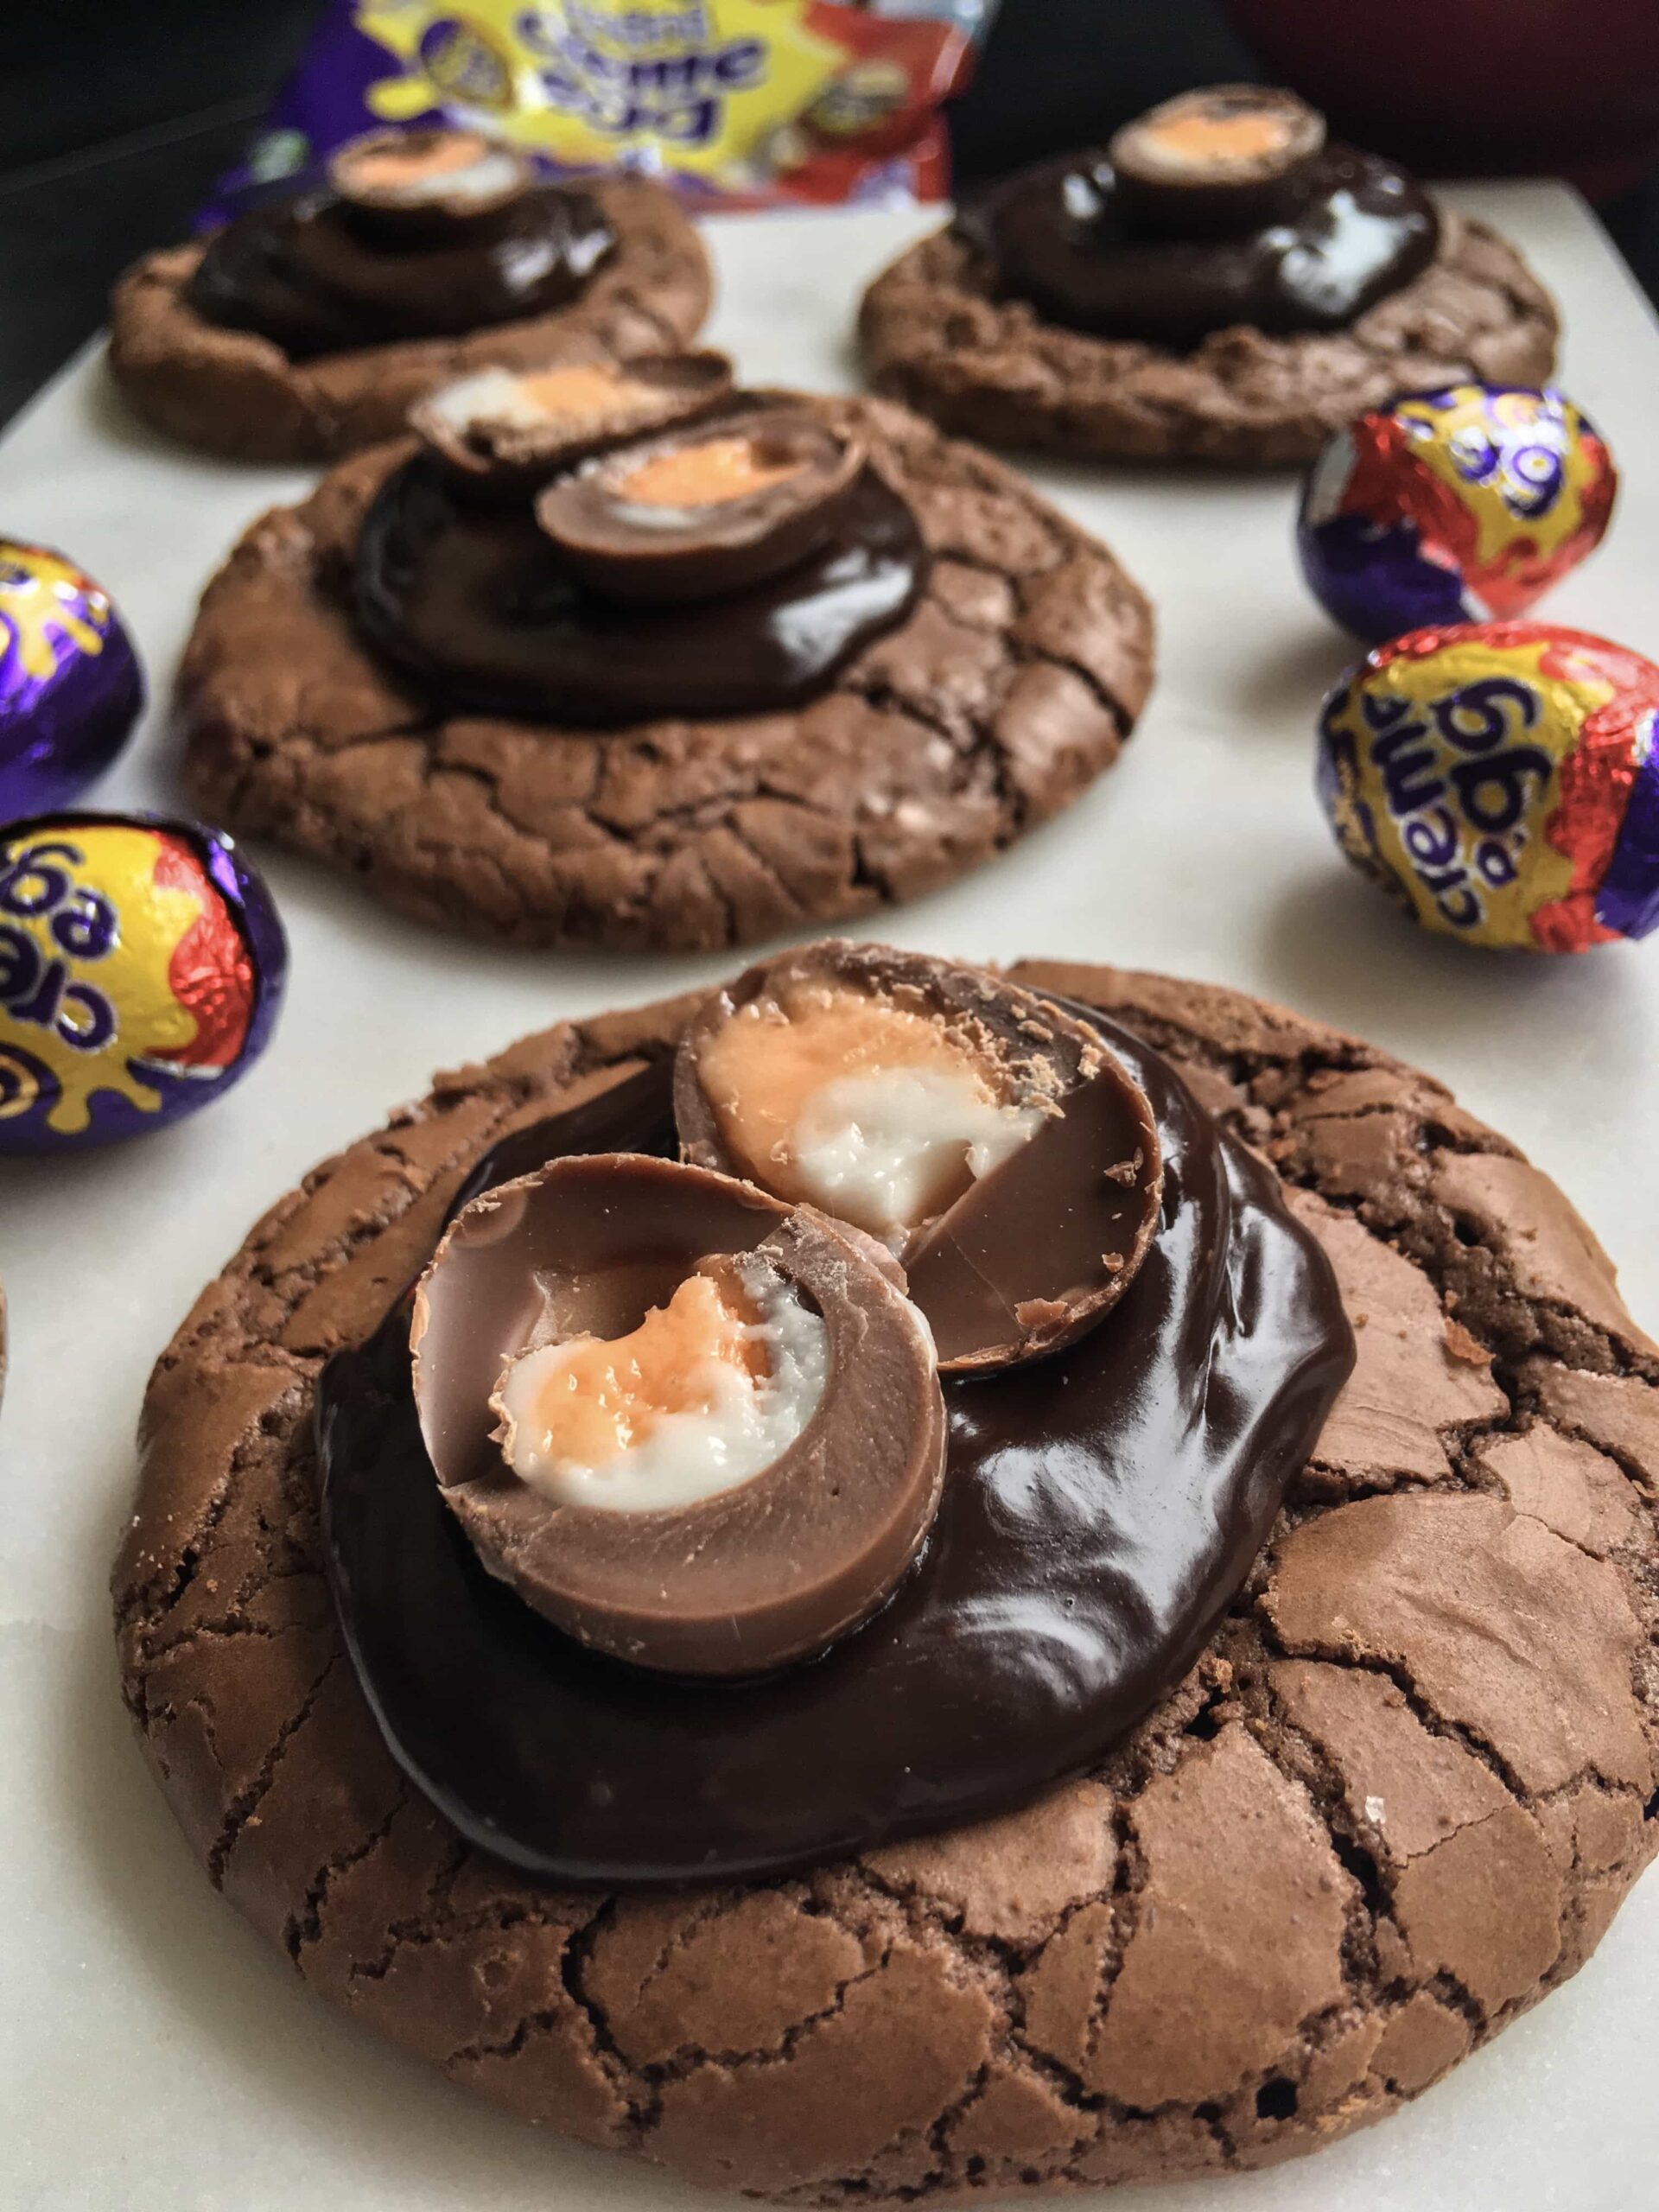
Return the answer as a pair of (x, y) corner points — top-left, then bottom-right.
(496, 1272), (828, 1512)
(426, 367), (567, 437)
(371, 144), (524, 208)
(605, 496), (718, 531)
(789, 1067), (1040, 1243)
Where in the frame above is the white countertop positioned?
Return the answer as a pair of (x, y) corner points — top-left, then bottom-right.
(1, 183), (1656, 2212)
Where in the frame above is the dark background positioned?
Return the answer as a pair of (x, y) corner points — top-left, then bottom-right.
(2, 0), (1656, 429)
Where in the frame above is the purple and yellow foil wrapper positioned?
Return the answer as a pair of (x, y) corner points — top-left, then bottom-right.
(1318, 621), (1659, 952)
(0, 813), (286, 1152)
(0, 541), (144, 816)
(1299, 386), (1617, 645)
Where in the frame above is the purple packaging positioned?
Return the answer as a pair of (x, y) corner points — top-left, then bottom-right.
(200, 0), (996, 225)
(0, 541), (143, 817)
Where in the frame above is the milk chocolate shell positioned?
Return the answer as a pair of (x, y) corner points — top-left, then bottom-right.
(1108, 85), (1327, 234)
(327, 127), (534, 231)
(410, 1152), (945, 1675)
(675, 941), (1162, 1371)
(411, 349), (734, 486)
(534, 408), (866, 603)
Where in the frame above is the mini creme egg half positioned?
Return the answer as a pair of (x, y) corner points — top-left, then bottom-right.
(410, 350), (735, 483)
(675, 938), (1164, 1373)
(409, 1151), (947, 1676)
(534, 406), (866, 603)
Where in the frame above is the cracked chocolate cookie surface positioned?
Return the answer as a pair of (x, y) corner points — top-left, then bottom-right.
(177, 397), (1155, 951)
(115, 963), (1659, 2203)
(108, 179), (712, 463)
(858, 211), (1560, 467)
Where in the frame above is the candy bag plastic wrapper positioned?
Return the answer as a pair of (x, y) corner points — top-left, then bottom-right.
(201, 0), (995, 220)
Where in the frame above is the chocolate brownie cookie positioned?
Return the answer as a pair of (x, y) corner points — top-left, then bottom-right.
(109, 176), (711, 464)
(177, 397), (1154, 950)
(861, 197), (1558, 468)
(115, 960), (1659, 2202)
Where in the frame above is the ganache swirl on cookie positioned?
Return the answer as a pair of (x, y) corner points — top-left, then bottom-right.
(957, 86), (1440, 351)
(317, 998), (1355, 1885)
(187, 127), (615, 359)
(353, 393), (930, 724)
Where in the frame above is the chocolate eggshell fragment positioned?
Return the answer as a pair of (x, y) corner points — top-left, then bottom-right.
(410, 350), (735, 490)
(534, 407), (867, 604)
(675, 941), (1164, 1374)
(410, 1152), (946, 1677)
(1108, 85), (1325, 236)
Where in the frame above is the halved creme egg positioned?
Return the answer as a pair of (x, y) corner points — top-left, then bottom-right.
(676, 940), (1164, 1374)
(534, 406), (867, 602)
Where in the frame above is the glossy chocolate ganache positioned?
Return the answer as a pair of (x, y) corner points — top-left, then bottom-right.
(355, 376), (929, 723)
(957, 85), (1440, 350)
(319, 958), (1354, 1886)
(188, 126), (615, 359)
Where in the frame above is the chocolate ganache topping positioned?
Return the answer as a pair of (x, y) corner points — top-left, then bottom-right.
(957, 85), (1440, 351)
(187, 126), (616, 360)
(355, 383), (929, 723)
(318, 973), (1354, 1885)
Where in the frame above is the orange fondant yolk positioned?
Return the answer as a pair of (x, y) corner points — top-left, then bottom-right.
(347, 130), (493, 190)
(517, 1273), (765, 1466)
(518, 364), (648, 421)
(620, 435), (807, 510)
(697, 983), (999, 1205)
(1148, 108), (1291, 163)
